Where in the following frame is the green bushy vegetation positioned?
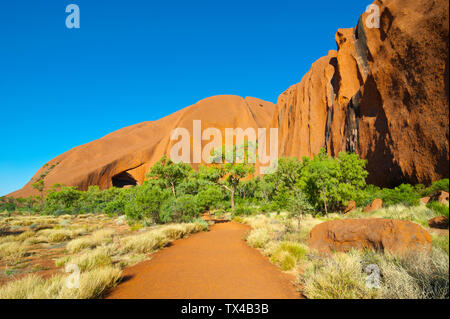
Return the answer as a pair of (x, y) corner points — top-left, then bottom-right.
(2, 146), (448, 226)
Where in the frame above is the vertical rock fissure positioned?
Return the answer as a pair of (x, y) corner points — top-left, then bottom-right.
(345, 91), (361, 153)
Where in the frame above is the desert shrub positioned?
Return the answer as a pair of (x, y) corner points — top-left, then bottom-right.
(233, 216), (245, 223)
(379, 184), (420, 207)
(302, 251), (380, 299)
(432, 234), (449, 255)
(234, 203), (256, 216)
(271, 251), (296, 271)
(422, 179), (449, 196)
(196, 185), (224, 211)
(379, 249), (449, 299)
(78, 186), (107, 214)
(43, 186), (83, 215)
(427, 201), (449, 218)
(172, 194), (202, 222)
(345, 204), (436, 227)
(269, 241), (308, 271)
(104, 199), (126, 216)
(0, 196), (16, 211)
(277, 241), (308, 260)
(303, 248), (449, 299)
(124, 184), (167, 222)
(193, 218), (209, 231)
(246, 228), (272, 248)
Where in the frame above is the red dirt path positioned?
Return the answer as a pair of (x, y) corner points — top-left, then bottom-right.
(106, 222), (302, 299)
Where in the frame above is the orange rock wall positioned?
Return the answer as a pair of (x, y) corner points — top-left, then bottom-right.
(272, 0), (449, 186)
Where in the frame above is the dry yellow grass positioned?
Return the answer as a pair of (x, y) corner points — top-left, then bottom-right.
(0, 213), (209, 299)
(119, 222), (205, 254)
(55, 245), (115, 271)
(302, 251), (380, 299)
(0, 241), (28, 260)
(66, 228), (115, 253)
(0, 266), (122, 299)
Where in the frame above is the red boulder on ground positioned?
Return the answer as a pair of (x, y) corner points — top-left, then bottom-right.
(344, 200), (356, 214)
(428, 216), (449, 229)
(419, 197), (430, 205)
(363, 198), (383, 213)
(308, 218), (432, 255)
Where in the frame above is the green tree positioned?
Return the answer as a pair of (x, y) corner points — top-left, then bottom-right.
(301, 149), (340, 216)
(255, 174), (277, 203)
(275, 157), (303, 190)
(299, 149), (369, 215)
(209, 144), (256, 213)
(146, 155), (192, 197)
(131, 183), (168, 222)
(32, 180), (45, 204)
(172, 194), (201, 222)
(289, 187), (314, 229)
(197, 185), (224, 211)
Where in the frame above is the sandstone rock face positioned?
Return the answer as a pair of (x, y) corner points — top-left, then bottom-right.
(10, 96), (275, 198)
(428, 216), (449, 229)
(271, 0), (449, 187)
(308, 218), (432, 254)
(364, 198), (383, 213)
(419, 197), (431, 205)
(430, 191), (449, 206)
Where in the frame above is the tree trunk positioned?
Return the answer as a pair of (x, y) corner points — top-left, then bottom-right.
(231, 189), (235, 213)
(322, 187), (329, 217)
(297, 212), (302, 230)
(170, 182), (176, 197)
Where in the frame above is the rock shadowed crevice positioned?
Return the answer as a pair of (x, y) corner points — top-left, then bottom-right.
(271, 0), (449, 187)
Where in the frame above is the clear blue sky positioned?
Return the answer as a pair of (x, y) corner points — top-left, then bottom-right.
(0, 0), (370, 196)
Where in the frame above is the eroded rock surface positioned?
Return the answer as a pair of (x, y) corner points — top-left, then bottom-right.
(308, 218), (432, 254)
(271, 0), (449, 187)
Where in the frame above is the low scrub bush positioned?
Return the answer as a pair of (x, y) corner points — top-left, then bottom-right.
(302, 251), (380, 299)
(302, 248), (449, 299)
(246, 228), (272, 249)
(271, 251), (296, 271)
(432, 234), (449, 255)
(379, 249), (449, 299)
(345, 204), (436, 227)
(427, 202), (449, 218)
(269, 241), (308, 271)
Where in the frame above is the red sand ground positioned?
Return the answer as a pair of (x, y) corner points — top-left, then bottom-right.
(106, 222), (302, 299)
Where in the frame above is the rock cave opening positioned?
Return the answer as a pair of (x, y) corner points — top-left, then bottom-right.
(112, 171), (138, 188)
